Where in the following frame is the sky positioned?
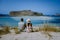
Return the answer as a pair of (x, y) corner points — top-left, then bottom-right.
(0, 0), (60, 15)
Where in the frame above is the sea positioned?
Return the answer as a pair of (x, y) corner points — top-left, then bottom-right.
(0, 16), (60, 27)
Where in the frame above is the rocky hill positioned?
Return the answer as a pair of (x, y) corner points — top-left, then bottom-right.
(10, 10), (43, 16)
(55, 13), (60, 16)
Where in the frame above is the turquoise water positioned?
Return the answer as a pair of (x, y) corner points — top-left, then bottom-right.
(0, 16), (60, 27)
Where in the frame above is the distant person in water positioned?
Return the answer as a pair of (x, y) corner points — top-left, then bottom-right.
(26, 19), (33, 32)
(18, 18), (25, 32)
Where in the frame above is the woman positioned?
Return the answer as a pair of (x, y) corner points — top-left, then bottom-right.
(26, 19), (33, 32)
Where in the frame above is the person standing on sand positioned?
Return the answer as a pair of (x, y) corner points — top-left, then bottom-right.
(18, 18), (25, 32)
(26, 19), (33, 32)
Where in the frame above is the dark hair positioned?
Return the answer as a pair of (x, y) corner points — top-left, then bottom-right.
(27, 23), (32, 27)
(21, 18), (24, 22)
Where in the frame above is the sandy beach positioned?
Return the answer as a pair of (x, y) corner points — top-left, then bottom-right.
(0, 32), (60, 40)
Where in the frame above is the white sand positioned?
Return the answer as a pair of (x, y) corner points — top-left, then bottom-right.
(0, 32), (60, 40)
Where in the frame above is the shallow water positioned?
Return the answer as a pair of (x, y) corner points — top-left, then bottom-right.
(0, 16), (60, 27)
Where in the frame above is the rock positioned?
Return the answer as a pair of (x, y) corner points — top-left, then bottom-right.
(10, 10), (43, 16)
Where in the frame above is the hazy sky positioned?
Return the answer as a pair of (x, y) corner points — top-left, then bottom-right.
(0, 0), (60, 15)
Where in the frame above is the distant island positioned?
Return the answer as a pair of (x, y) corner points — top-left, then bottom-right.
(0, 14), (9, 17)
(10, 10), (43, 16)
(55, 13), (60, 16)
(0, 10), (60, 17)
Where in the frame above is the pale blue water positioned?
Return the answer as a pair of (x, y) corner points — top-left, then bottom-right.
(0, 16), (60, 27)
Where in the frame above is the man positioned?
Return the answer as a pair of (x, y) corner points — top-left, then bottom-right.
(18, 18), (25, 32)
